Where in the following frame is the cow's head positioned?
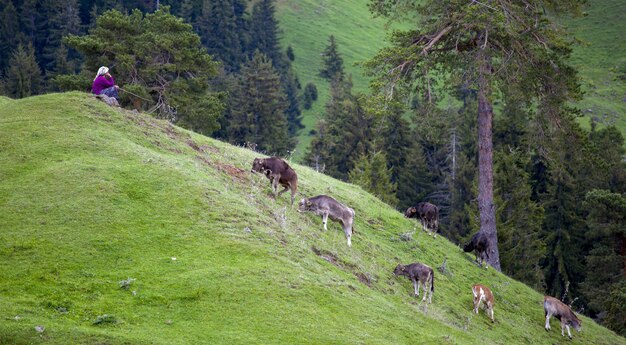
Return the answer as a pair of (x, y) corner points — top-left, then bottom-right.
(404, 207), (417, 218)
(463, 242), (474, 253)
(251, 158), (264, 173)
(393, 264), (407, 276)
(570, 315), (582, 332)
(297, 198), (312, 213)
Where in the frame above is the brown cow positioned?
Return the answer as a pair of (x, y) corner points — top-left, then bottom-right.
(544, 296), (582, 339)
(463, 232), (490, 267)
(393, 262), (434, 303)
(251, 157), (298, 206)
(472, 284), (495, 322)
(297, 195), (355, 247)
(405, 202), (439, 237)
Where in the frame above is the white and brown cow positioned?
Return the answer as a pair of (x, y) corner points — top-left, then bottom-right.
(544, 296), (582, 339)
(393, 262), (434, 303)
(298, 195), (355, 247)
(472, 284), (495, 322)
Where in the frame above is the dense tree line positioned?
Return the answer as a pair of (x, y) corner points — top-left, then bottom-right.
(0, 0), (302, 155)
(304, 4), (625, 335)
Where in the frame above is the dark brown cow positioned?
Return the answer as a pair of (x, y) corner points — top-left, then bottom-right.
(393, 262), (434, 303)
(544, 296), (582, 339)
(297, 195), (355, 247)
(251, 157), (298, 206)
(472, 284), (495, 322)
(405, 202), (439, 237)
(463, 232), (490, 267)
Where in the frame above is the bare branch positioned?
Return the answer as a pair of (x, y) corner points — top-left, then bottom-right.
(422, 25), (452, 55)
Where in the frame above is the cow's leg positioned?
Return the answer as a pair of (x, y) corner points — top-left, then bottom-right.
(342, 223), (352, 247)
(489, 304), (494, 322)
(474, 295), (483, 314)
(433, 219), (438, 238)
(290, 186), (296, 207)
(425, 280), (432, 303)
(565, 324), (572, 338)
(561, 322), (566, 337)
(277, 185), (289, 197)
(545, 313), (551, 331)
(271, 174), (280, 195)
(421, 281), (428, 302)
(322, 212), (328, 231)
(413, 278), (419, 297)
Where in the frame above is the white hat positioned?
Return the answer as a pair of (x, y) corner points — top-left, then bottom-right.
(94, 66), (109, 80)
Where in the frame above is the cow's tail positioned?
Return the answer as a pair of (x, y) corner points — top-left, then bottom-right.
(290, 176), (298, 205)
(350, 208), (356, 234)
(291, 175), (298, 194)
(430, 269), (434, 293)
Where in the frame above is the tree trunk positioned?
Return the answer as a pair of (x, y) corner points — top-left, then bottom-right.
(477, 49), (501, 271)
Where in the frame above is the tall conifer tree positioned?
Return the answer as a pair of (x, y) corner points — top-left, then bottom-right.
(197, 0), (246, 72)
(4, 43), (41, 98)
(319, 35), (344, 82)
(366, 0), (584, 270)
(228, 50), (291, 155)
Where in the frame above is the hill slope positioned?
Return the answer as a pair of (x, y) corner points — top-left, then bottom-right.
(0, 93), (624, 344)
(275, 0), (626, 155)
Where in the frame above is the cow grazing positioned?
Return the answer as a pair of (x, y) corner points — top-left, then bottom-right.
(297, 195), (355, 247)
(251, 157), (298, 206)
(544, 296), (582, 339)
(472, 284), (495, 322)
(463, 232), (490, 267)
(405, 202), (439, 237)
(393, 262), (434, 303)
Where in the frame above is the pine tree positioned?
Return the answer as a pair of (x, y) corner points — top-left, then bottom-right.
(177, 0), (196, 23)
(197, 0), (246, 72)
(247, 0), (283, 69)
(65, 7), (223, 132)
(4, 43), (42, 98)
(245, 0), (302, 137)
(305, 76), (375, 180)
(41, 0), (83, 78)
(319, 35), (344, 82)
(367, 0), (584, 271)
(302, 82), (318, 110)
(227, 50), (291, 155)
(349, 151), (399, 207)
(282, 67), (304, 138)
(582, 189), (626, 336)
(0, 1), (20, 74)
(494, 150), (545, 289)
(539, 123), (589, 302)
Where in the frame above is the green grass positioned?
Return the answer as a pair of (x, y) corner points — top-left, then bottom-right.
(0, 92), (624, 344)
(275, 0), (626, 156)
(567, 0), (626, 134)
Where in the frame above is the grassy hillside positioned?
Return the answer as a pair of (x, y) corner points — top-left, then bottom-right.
(0, 92), (624, 344)
(567, 0), (626, 132)
(275, 0), (626, 157)
(275, 0), (394, 158)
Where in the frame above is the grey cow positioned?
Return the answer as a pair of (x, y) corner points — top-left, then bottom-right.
(393, 262), (434, 303)
(297, 195), (355, 247)
(544, 296), (582, 339)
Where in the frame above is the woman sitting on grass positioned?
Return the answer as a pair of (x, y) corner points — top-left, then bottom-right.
(91, 66), (119, 100)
